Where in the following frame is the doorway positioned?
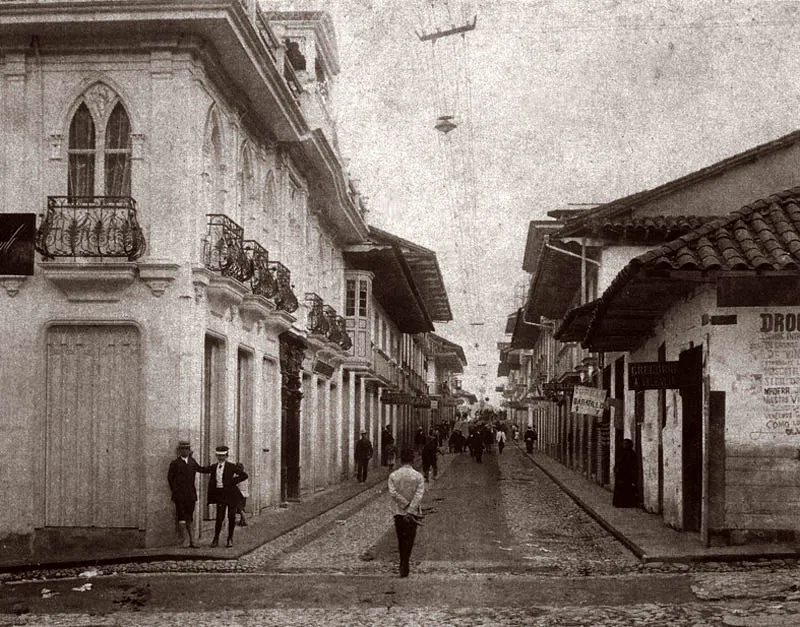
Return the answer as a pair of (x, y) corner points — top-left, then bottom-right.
(680, 345), (703, 532)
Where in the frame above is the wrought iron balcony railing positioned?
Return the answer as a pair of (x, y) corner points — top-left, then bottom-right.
(202, 214), (252, 283)
(305, 292), (329, 336)
(243, 240), (277, 299)
(36, 196), (146, 261)
(336, 315), (353, 351)
(269, 260), (298, 313)
(323, 304), (340, 344)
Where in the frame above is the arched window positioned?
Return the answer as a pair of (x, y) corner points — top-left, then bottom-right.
(105, 103), (132, 196)
(67, 103), (95, 196)
(67, 92), (132, 198)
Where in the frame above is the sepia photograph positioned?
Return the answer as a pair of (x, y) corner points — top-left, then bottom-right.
(2, 0), (800, 625)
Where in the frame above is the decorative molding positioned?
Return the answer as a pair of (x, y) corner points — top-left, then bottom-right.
(0, 276), (27, 297)
(263, 308), (297, 335)
(205, 274), (249, 317)
(83, 82), (117, 125)
(4, 53), (26, 82)
(150, 50), (173, 77)
(40, 261), (137, 302)
(239, 293), (276, 331)
(138, 259), (179, 297)
(49, 134), (64, 160)
(130, 134), (145, 160)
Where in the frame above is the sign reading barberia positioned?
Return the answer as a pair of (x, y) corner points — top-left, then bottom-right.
(0, 214), (35, 275)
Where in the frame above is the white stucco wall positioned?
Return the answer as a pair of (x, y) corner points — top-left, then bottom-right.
(709, 307), (800, 532)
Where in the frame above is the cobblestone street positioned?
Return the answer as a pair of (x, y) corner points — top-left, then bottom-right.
(2, 445), (800, 626)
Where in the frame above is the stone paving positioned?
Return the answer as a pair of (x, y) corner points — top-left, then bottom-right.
(2, 446), (800, 626)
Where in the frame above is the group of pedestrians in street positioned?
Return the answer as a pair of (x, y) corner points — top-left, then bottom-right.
(167, 442), (249, 549)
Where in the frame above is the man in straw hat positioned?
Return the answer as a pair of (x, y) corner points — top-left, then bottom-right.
(167, 441), (201, 548)
(204, 445), (248, 548)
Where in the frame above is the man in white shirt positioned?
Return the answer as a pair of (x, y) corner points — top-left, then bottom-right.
(496, 428), (507, 454)
(387, 447), (425, 577)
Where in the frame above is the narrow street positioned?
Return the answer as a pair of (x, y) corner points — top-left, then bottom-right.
(3, 445), (800, 625)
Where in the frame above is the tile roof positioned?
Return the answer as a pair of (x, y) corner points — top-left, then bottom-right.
(635, 187), (800, 272)
(556, 130), (800, 238)
(575, 215), (717, 244)
(581, 187), (800, 351)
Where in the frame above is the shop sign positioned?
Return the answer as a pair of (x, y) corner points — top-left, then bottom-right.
(0, 214), (35, 275)
(571, 385), (607, 417)
(628, 361), (682, 390)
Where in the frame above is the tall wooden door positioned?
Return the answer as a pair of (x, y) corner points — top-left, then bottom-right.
(680, 345), (703, 532)
(45, 325), (142, 528)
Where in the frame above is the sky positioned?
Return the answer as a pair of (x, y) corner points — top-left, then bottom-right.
(277, 0), (800, 402)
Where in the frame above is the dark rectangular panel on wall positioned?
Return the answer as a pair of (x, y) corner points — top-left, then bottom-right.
(708, 391), (726, 534)
(0, 213), (35, 275)
(718, 275), (800, 307)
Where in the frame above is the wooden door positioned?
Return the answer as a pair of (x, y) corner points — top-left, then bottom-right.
(680, 345), (703, 531)
(45, 325), (141, 528)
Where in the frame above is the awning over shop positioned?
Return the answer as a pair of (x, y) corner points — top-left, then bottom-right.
(584, 187), (800, 351)
(554, 300), (599, 342)
(510, 307), (541, 349)
(429, 332), (467, 373)
(343, 246), (432, 333)
(524, 239), (583, 323)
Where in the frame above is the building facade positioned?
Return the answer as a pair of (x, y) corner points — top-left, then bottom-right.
(0, 1), (454, 559)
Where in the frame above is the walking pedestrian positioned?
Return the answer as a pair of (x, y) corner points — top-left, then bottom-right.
(381, 424), (395, 466)
(421, 431), (440, 482)
(166, 440), (201, 548)
(355, 430), (374, 482)
(524, 426), (537, 454)
(612, 438), (639, 508)
(495, 428), (506, 454)
(387, 447), (425, 578)
(204, 445), (248, 548)
(473, 432), (485, 463)
(235, 463), (249, 527)
(414, 427), (426, 453)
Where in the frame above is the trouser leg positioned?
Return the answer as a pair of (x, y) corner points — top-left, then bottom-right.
(214, 504), (225, 539)
(394, 515), (418, 577)
(227, 505), (236, 541)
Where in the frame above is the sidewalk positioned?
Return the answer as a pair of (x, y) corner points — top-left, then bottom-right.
(0, 465), (393, 573)
(520, 443), (799, 563)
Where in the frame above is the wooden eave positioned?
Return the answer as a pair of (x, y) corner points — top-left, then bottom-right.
(343, 247), (433, 334)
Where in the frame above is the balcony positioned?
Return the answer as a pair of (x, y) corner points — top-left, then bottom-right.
(36, 196), (145, 261)
(305, 292), (330, 337)
(35, 196), (146, 301)
(243, 240), (277, 300)
(203, 214), (252, 283)
(268, 260), (298, 314)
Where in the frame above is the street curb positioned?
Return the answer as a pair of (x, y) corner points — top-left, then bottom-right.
(0, 473), (390, 575)
(513, 441), (648, 561)
(514, 443), (800, 564)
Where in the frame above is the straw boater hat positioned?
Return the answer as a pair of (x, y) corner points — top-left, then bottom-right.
(215, 445), (229, 456)
(178, 440), (191, 448)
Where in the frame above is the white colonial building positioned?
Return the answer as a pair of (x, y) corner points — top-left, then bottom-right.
(0, 0), (454, 560)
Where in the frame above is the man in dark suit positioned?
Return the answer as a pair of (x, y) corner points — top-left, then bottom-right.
(354, 430), (374, 482)
(167, 440), (201, 548)
(204, 445), (248, 548)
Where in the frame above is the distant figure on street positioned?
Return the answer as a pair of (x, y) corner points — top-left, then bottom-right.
(483, 427), (494, 454)
(421, 431), (440, 482)
(613, 438), (639, 508)
(167, 440), (202, 548)
(387, 447), (425, 578)
(381, 424), (395, 466)
(204, 445), (248, 548)
(235, 463), (249, 527)
(355, 430), (374, 482)
(472, 431), (485, 463)
(414, 427), (426, 453)
(496, 428), (507, 454)
(524, 426), (537, 454)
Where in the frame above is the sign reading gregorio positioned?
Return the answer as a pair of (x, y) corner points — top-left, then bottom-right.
(628, 361), (682, 390)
